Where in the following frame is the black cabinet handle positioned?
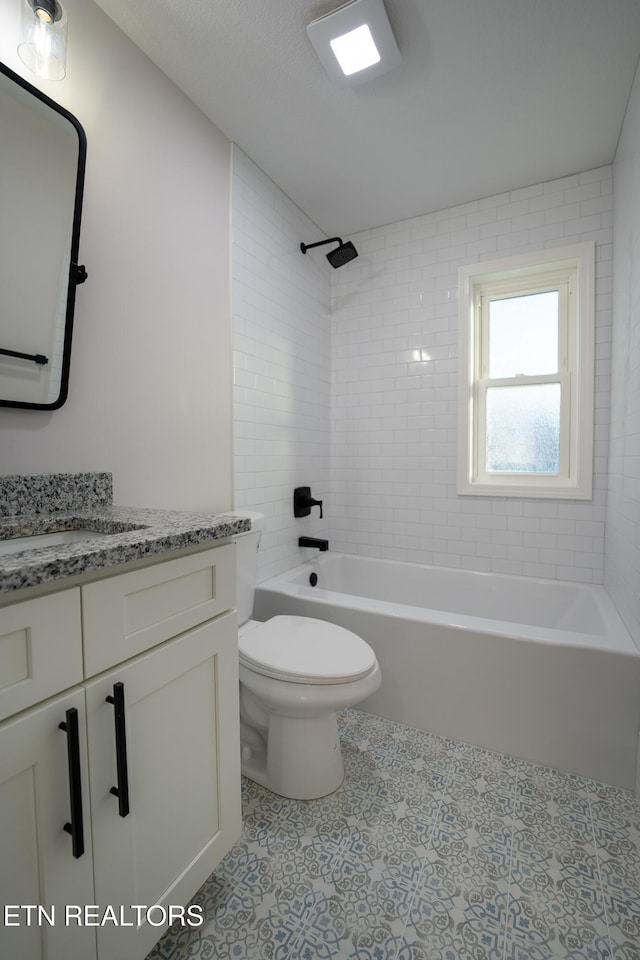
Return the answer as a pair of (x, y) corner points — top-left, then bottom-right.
(106, 682), (130, 818)
(58, 708), (85, 858)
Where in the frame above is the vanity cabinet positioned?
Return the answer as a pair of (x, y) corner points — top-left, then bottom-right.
(0, 544), (241, 960)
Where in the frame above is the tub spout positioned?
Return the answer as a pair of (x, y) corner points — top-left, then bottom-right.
(298, 537), (329, 551)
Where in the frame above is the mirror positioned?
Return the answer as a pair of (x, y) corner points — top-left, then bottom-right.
(0, 60), (87, 410)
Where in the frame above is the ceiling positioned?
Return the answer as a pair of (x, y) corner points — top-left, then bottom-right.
(93, 0), (640, 237)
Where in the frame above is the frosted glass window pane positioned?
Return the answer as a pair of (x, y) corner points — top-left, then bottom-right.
(486, 383), (561, 474)
(489, 291), (558, 378)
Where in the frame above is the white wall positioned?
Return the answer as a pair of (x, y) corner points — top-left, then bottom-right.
(605, 63), (640, 646)
(331, 168), (613, 582)
(0, 0), (233, 512)
(232, 148), (331, 580)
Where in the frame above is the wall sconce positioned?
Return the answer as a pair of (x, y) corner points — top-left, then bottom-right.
(306, 0), (400, 87)
(17, 0), (68, 81)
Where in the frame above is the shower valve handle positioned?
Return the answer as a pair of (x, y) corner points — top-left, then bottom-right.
(293, 487), (323, 519)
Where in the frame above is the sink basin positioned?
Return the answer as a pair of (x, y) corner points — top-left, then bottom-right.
(0, 529), (120, 557)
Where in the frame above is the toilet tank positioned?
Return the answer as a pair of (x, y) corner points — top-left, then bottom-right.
(228, 511), (264, 625)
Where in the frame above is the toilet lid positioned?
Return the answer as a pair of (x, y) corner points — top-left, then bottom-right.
(238, 615), (376, 684)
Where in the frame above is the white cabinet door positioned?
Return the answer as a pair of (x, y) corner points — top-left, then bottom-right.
(0, 688), (96, 960)
(85, 611), (241, 960)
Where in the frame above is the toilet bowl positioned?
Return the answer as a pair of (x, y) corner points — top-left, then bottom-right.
(230, 513), (381, 800)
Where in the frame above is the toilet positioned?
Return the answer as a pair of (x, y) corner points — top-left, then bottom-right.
(230, 512), (381, 800)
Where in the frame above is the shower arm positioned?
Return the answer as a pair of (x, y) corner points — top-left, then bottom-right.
(300, 238), (344, 254)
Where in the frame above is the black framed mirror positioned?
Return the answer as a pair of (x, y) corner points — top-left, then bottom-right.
(0, 60), (87, 410)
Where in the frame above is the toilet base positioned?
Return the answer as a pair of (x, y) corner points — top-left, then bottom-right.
(241, 703), (345, 800)
(238, 655), (381, 801)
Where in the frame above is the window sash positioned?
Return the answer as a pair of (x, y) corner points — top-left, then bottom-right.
(475, 373), (571, 483)
(457, 242), (594, 500)
(479, 276), (571, 378)
(475, 278), (572, 484)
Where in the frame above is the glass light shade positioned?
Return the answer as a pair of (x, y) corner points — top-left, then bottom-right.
(330, 24), (381, 76)
(18, 0), (68, 81)
(307, 0), (400, 86)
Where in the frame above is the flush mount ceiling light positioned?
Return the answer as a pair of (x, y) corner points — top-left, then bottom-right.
(307, 0), (400, 86)
(17, 0), (68, 81)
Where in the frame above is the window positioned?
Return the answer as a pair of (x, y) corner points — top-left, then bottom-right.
(457, 243), (595, 499)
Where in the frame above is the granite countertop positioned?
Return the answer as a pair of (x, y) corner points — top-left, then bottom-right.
(0, 472), (251, 597)
(0, 506), (250, 596)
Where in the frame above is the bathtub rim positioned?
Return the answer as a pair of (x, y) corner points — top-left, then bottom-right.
(256, 553), (639, 657)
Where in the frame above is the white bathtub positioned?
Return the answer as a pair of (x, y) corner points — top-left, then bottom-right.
(254, 553), (640, 791)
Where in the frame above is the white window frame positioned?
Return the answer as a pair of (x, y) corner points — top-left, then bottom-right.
(457, 242), (595, 499)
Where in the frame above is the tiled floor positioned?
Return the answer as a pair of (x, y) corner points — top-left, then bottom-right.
(147, 709), (640, 960)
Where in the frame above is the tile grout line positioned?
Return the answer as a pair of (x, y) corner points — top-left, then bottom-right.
(500, 763), (520, 960)
(586, 788), (614, 957)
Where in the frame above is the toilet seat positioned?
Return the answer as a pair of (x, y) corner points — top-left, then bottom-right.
(238, 615), (376, 684)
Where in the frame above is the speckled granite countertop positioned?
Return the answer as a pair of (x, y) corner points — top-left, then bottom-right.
(0, 472), (250, 597)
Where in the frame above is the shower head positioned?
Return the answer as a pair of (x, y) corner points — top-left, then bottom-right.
(326, 240), (358, 268)
(300, 237), (358, 268)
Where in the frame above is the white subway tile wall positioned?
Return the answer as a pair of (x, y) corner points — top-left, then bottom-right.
(232, 148), (331, 580)
(233, 154), (614, 585)
(606, 66), (640, 646)
(330, 167), (613, 583)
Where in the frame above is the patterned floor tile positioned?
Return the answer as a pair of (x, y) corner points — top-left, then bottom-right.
(401, 894), (507, 960)
(448, 742), (521, 798)
(503, 933), (613, 960)
(511, 806), (596, 857)
(610, 942), (640, 960)
(147, 710), (640, 960)
(340, 924), (405, 960)
(255, 883), (353, 959)
(422, 845), (513, 902)
(504, 881), (611, 956)
(427, 810), (514, 886)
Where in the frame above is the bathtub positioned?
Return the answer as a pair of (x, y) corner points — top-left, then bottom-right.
(254, 553), (640, 791)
